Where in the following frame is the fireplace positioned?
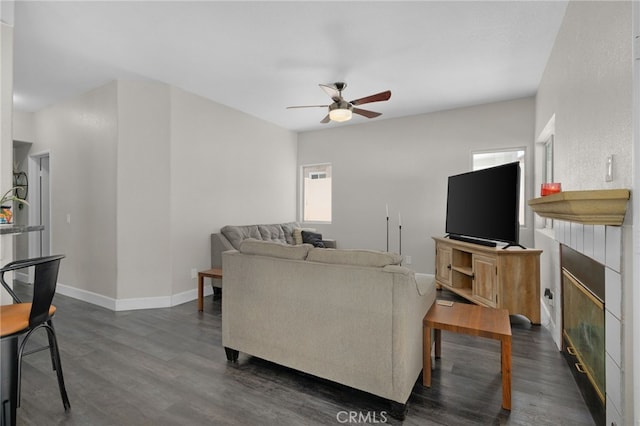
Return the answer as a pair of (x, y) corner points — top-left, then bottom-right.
(561, 244), (605, 425)
(530, 189), (629, 425)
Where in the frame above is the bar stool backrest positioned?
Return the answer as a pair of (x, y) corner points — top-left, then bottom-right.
(29, 256), (63, 328)
(0, 254), (66, 328)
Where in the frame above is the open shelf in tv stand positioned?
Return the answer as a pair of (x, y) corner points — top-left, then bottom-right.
(433, 236), (542, 324)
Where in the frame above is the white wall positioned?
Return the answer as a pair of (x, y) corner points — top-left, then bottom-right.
(17, 79), (298, 308)
(169, 86), (297, 296)
(12, 140), (31, 261)
(32, 82), (119, 299)
(535, 1), (632, 191)
(298, 97), (535, 274)
(633, 2), (640, 425)
(534, 0), (633, 423)
(0, 20), (14, 304)
(13, 110), (34, 142)
(116, 80), (172, 302)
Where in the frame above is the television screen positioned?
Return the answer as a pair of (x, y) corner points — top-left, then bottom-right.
(445, 162), (521, 246)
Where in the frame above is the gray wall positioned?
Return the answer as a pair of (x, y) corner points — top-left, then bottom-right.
(298, 96), (535, 274)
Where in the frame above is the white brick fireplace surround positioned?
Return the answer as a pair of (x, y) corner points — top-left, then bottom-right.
(550, 221), (624, 426)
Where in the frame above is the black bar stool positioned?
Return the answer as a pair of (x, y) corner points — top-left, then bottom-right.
(0, 255), (70, 426)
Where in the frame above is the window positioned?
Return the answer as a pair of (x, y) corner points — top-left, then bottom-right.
(472, 149), (525, 226)
(544, 136), (554, 184)
(301, 164), (332, 223)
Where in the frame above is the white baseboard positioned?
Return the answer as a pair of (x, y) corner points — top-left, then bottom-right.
(56, 282), (213, 312)
(56, 283), (117, 310)
(170, 286), (214, 307)
(540, 297), (561, 350)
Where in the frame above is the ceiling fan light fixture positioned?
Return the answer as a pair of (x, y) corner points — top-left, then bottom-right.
(287, 82), (389, 124)
(329, 108), (352, 122)
(328, 101), (353, 122)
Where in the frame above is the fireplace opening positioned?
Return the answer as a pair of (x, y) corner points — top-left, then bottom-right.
(561, 244), (605, 426)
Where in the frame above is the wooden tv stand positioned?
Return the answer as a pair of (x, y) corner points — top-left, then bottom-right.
(433, 236), (542, 324)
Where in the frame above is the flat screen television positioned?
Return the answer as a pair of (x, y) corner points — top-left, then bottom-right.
(445, 162), (522, 248)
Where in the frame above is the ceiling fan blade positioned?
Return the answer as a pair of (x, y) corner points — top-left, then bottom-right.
(350, 90), (391, 106)
(319, 84), (341, 102)
(352, 108), (382, 119)
(286, 104), (329, 109)
(320, 114), (331, 124)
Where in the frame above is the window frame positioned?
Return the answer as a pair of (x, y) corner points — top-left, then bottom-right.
(299, 163), (332, 224)
(471, 147), (527, 228)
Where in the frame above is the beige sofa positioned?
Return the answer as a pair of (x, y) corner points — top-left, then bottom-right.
(211, 222), (336, 290)
(222, 239), (436, 419)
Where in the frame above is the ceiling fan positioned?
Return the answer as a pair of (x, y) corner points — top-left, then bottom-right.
(287, 82), (391, 123)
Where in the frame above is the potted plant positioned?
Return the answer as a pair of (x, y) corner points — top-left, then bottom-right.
(0, 187), (28, 224)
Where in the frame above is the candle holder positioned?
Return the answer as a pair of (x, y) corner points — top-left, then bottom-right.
(398, 212), (402, 258)
(541, 182), (562, 196)
(385, 204), (390, 252)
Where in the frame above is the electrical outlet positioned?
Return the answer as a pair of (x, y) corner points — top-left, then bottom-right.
(405, 255), (412, 265)
(190, 268), (197, 279)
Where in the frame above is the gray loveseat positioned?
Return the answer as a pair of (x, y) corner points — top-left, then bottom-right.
(222, 239), (436, 419)
(210, 222), (336, 289)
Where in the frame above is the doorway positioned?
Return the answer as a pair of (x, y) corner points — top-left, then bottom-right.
(28, 152), (51, 260)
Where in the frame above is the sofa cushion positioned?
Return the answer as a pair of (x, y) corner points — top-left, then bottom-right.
(301, 230), (325, 248)
(221, 225), (262, 249)
(307, 248), (402, 267)
(280, 222), (300, 245)
(239, 239), (312, 260)
(258, 224), (287, 244)
(222, 222), (300, 249)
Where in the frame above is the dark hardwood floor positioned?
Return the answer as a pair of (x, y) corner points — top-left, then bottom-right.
(12, 282), (594, 425)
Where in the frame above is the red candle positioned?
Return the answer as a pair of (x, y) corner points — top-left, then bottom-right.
(541, 182), (561, 196)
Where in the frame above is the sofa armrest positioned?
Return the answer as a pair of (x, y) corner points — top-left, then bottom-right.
(212, 233), (235, 268)
(414, 273), (435, 296)
(322, 239), (337, 249)
(388, 269), (436, 404)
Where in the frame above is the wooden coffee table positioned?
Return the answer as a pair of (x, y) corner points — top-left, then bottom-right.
(197, 268), (223, 311)
(423, 301), (512, 410)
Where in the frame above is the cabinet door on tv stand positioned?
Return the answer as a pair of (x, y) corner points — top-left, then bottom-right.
(435, 245), (452, 287)
(472, 254), (498, 308)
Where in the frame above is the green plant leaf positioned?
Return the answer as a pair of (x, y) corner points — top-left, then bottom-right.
(0, 187), (29, 206)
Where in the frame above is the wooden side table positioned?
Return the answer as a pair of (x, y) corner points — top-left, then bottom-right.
(198, 268), (223, 312)
(423, 301), (512, 410)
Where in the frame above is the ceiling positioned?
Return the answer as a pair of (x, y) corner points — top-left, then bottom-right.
(11, 1), (569, 132)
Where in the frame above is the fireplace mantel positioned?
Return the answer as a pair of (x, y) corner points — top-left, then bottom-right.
(528, 189), (630, 225)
